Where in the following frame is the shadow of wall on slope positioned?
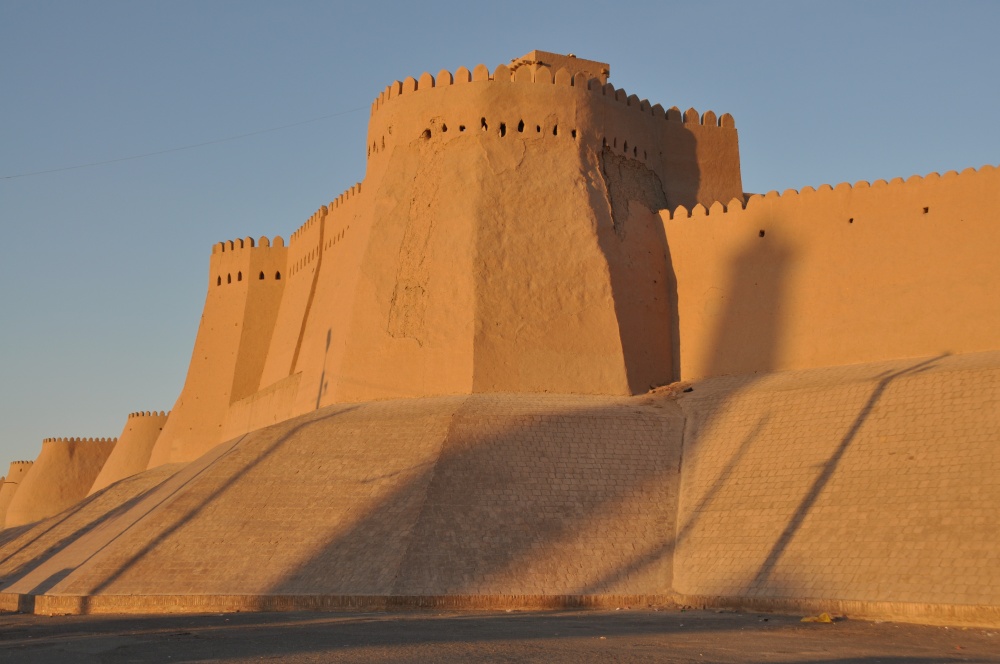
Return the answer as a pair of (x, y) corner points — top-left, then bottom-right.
(265, 398), (685, 597)
(591, 128), (697, 393)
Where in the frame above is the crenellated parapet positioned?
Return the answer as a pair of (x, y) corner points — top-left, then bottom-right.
(289, 208), (325, 245)
(664, 163), (998, 221)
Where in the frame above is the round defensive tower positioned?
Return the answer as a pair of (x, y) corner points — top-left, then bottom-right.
(5, 438), (116, 528)
(89, 411), (169, 495)
(0, 460), (34, 528)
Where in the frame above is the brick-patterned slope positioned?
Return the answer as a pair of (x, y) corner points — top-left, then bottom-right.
(0, 463), (182, 595)
(1, 354), (996, 621)
(673, 351), (1000, 610)
(28, 394), (683, 599)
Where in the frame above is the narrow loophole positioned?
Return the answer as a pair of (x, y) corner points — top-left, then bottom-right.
(459, 125), (466, 132)
(536, 125), (541, 133)
(552, 125), (558, 136)
(259, 271), (265, 280)
(517, 120), (524, 133)
(848, 218), (854, 224)
(441, 124), (448, 132)
(275, 271), (281, 280)
(758, 230), (766, 238)
(420, 129), (431, 139)
(216, 276), (221, 286)
(481, 117), (488, 131)
(923, 206), (930, 214)
(571, 129), (577, 139)
(499, 122), (506, 137)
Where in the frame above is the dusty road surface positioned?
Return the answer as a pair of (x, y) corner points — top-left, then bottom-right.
(0, 608), (998, 663)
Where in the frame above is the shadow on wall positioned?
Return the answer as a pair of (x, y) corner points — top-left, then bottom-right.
(315, 329), (331, 410)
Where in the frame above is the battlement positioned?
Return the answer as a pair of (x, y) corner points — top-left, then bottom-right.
(9, 460), (33, 466)
(41, 437), (117, 444)
(664, 163), (997, 220)
(127, 410), (169, 419)
(510, 50), (610, 83)
(369, 58), (733, 130)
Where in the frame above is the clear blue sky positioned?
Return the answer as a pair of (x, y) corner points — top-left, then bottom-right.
(1, 1), (997, 464)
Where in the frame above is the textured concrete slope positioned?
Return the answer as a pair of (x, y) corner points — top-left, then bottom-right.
(90, 412), (169, 495)
(673, 350), (1000, 611)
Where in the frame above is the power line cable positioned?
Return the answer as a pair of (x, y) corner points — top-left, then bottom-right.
(1, 105), (370, 181)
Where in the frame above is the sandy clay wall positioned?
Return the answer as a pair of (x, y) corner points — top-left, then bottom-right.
(0, 352), (997, 625)
(0, 393), (684, 612)
(89, 411), (169, 495)
(663, 164), (1000, 381)
(5, 438), (116, 528)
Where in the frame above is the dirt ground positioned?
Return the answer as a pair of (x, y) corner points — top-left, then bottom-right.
(0, 608), (998, 663)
